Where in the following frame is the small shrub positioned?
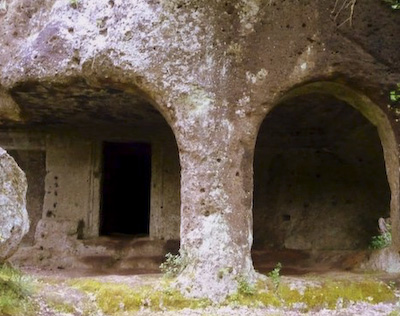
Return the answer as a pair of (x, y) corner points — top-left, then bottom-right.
(159, 252), (186, 278)
(370, 221), (392, 249)
(390, 83), (400, 102)
(237, 276), (256, 296)
(370, 232), (392, 249)
(268, 262), (282, 291)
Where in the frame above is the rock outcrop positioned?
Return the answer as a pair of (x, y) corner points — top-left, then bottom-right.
(0, 147), (29, 262)
(0, 0), (399, 302)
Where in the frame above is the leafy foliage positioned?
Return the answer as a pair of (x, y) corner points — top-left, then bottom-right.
(370, 231), (392, 249)
(370, 220), (392, 249)
(268, 262), (282, 291)
(237, 276), (256, 296)
(383, 0), (400, 9)
(159, 252), (187, 278)
(390, 83), (400, 102)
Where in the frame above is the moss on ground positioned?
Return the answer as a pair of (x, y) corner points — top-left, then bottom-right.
(47, 301), (76, 314)
(226, 277), (396, 312)
(69, 275), (397, 314)
(0, 264), (37, 316)
(69, 278), (211, 314)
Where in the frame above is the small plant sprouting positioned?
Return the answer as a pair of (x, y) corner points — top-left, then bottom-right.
(370, 231), (392, 249)
(237, 276), (256, 296)
(268, 262), (282, 291)
(390, 83), (400, 102)
(159, 252), (186, 278)
(370, 219), (392, 250)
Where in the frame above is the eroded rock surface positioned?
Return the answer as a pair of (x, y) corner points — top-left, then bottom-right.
(0, 0), (399, 302)
(0, 147), (29, 261)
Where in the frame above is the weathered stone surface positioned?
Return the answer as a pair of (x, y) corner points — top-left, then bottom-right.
(9, 149), (45, 245)
(360, 248), (400, 273)
(0, 147), (29, 261)
(0, 0), (399, 302)
(254, 93), (391, 250)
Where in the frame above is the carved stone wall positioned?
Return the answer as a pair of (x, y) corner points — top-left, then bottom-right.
(0, 0), (399, 301)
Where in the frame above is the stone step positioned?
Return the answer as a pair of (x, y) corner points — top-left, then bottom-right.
(75, 237), (179, 273)
(79, 254), (164, 272)
(78, 237), (179, 258)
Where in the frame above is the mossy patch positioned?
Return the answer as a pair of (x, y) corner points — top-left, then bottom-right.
(225, 277), (396, 312)
(47, 301), (76, 314)
(69, 279), (211, 314)
(69, 275), (396, 314)
(0, 264), (37, 316)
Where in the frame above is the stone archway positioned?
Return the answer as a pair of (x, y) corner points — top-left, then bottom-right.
(253, 82), (399, 272)
(5, 79), (181, 272)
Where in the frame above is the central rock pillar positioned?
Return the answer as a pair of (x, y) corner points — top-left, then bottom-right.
(174, 108), (258, 301)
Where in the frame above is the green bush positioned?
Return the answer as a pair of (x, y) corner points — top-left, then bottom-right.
(268, 262), (282, 291)
(370, 231), (392, 249)
(390, 84), (400, 102)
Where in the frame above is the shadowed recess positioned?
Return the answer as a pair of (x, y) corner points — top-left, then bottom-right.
(253, 93), (390, 252)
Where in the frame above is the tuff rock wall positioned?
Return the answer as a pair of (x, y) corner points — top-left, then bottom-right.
(0, 0), (400, 301)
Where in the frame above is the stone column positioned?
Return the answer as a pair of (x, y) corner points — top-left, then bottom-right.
(174, 110), (258, 302)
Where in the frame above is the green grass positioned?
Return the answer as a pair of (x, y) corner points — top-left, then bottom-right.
(0, 264), (36, 316)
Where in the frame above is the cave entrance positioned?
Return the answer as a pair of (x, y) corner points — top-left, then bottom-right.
(253, 92), (391, 272)
(100, 142), (151, 236)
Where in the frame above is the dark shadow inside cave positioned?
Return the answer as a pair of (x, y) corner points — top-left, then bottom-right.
(252, 93), (391, 273)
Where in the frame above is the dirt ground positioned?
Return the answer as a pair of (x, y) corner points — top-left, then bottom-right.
(20, 265), (400, 316)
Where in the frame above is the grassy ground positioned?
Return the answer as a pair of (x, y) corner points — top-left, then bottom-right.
(0, 263), (36, 315)
(1, 265), (400, 315)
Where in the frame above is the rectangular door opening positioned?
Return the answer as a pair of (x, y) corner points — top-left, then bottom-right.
(100, 142), (151, 236)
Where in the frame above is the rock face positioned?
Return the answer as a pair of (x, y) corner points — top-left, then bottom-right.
(0, 0), (399, 302)
(0, 147), (29, 262)
(360, 248), (400, 273)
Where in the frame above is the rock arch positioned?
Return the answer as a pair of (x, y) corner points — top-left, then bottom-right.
(253, 81), (399, 271)
(4, 78), (181, 270)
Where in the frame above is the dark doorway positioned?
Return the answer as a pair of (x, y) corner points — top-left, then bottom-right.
(101, 142), (151, 236)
